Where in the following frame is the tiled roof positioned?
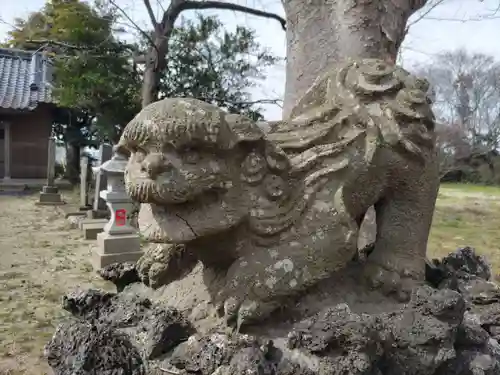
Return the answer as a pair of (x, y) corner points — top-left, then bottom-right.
(0, 47), (54, 110)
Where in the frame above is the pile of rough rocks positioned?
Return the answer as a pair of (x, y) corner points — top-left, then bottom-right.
(45, 247), (500, 375)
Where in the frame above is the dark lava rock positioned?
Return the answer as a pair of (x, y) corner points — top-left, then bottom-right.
(490, 326), (500, 341)
(456, 312), (491, 347)
(430, 250), (500, 344)
(98, 262), (141, 292)
(46, 247), (500, 375)
(62, 288), (115, 320)
(164, 285), (472, 375)
(225, 344), (277, 375)
(287, 286), (464, 375)
(44, 320), (146, 375)
(425, 258), (446, 288)
(169, 334), (310, 375)
(433, 247), (491, 282)
(459, 278), (500, 305)
(135, 305), (195, 359)
(288, 303), (377, 355)
(169, 333), (248, 374)
(47, 288), (195, 374)
(435, 349), (500, 375)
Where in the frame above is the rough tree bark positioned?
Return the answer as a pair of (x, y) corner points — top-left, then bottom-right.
(281, 0), (430, 248)
(281, 0), (429, 117)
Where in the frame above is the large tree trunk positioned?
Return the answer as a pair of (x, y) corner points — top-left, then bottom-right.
(281, 0), (428, 117)
(141, 35), (169, 108)
(281, 0), (430, 249)
(141, 9), (181, 108)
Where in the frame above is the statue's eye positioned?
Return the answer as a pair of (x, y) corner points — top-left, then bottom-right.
(128, 144), (139, 153)
(131, 146), (147, 161)
(183, 148), (200, 164)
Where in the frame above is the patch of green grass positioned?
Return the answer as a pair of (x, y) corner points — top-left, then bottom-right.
(428, 184), (500, 278)
(439, 182), (500, 195)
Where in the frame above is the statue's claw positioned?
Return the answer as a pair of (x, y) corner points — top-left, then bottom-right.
(220, 296), (241, 328)
(136, 243), (197, 289)
(236, 299), (281, 332)
(363, 261), (419, 302)
(216, 292), (280, 332)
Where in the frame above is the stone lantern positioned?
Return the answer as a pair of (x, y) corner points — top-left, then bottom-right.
(91, 147), (143, 270)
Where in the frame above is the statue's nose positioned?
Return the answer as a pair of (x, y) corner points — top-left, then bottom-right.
(141, 153), (167, 178)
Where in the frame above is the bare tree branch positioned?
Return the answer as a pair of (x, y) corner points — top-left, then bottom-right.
(241, 98), (283, 108)
(406, 0), (446, 30)
(423, 14), (500, 22)
(25, 39), (84, 50)
(0, 16), (21, 31)
(143, 0), (159, 27)
(406, 0), (500, 31)
(215, 98), (284, 107)
(107, 0), (286, 107)
(108, 0), (156, 48)
(155, 0), (166, 13)
(186, 96), (283, 109)
(178, 1), (286, 30)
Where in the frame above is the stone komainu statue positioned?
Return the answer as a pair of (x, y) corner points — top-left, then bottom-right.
(118, 59), (439, 329)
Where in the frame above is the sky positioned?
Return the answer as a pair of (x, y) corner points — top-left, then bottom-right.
(1, 0), (500, 121)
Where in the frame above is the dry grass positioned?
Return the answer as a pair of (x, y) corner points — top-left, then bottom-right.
(0, 184), (499, 374)
(0, 190), (113, 375)
(427, 183), (500, 278)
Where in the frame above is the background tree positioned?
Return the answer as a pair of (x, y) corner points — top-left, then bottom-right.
(160, 14), (280, 121)
(5, 0), (140, 183)
(416, 50), (500, 183)
(4, 0), (281, 182)
(107, 0), (286, 107)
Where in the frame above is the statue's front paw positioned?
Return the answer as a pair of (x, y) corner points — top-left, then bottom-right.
(216, 295), (280, 332)
(136, 243), (197, 288)
(363, 261), (421, 302)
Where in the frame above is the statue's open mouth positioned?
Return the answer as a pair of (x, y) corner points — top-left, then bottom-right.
(127, 178), (193, 205)
(139, 203), (196, 243)
(137, 190), (224, 244)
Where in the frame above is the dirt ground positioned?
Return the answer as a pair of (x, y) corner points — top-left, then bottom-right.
(0, 191), (113, 375)
(0, 184), (500, 374)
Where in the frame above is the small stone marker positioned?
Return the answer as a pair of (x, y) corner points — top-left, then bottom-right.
(37, 137), (65, 206)
(79, 154), (91, 210)
(91, 147), (142, 270)
(81, 218), (108, 239)
(93, 144), (113, 212)
(64, 153), (92, 221)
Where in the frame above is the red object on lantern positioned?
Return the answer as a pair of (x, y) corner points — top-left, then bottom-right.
(116, 209), (126, 226)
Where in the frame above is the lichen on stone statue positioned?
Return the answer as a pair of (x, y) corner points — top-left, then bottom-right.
(118, 58), (439, 329)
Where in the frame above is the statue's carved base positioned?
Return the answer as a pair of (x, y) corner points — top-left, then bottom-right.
(45, 248), (500, 375)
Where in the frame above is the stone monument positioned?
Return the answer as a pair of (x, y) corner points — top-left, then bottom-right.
(123, 59), (439, 326)
(45, 59), (500, 375)
(79, 154), (92, 211)
(91, 147), (142, 270)
(37, 137), (65, 206)
(90, 144), (113, 218)
(78, 146), (114, 239)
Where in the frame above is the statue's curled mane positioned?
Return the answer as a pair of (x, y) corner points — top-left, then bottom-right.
(256, 58), (437, 240)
